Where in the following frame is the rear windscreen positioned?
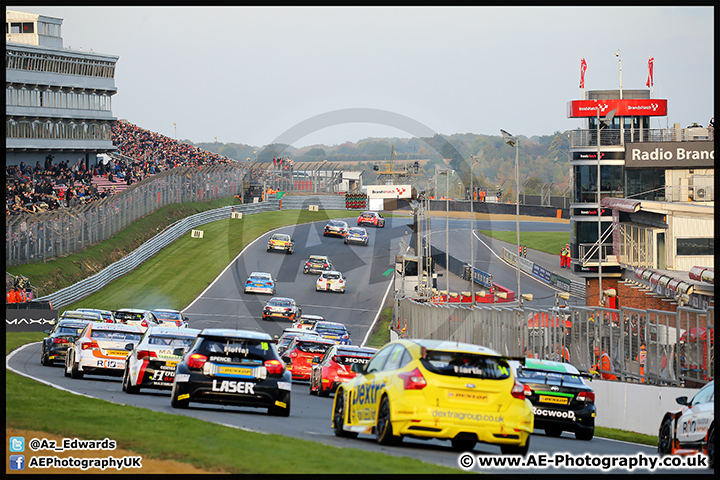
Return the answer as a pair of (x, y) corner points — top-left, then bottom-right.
(115, 312), (143, 321)
(420, 350), (510, 380)
(316, 326), (346, 335)
(91, 330), (142, 343)
(297, 342), (332, 354)
(198, 337), (274, 363)
(58, 327), (84, 336)
(154, 312), (181, 320)
(149, 336), (195, 348)
(517, 369), (586, 387)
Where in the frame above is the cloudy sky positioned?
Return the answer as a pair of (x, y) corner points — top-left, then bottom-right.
(8, 6), (715, 148)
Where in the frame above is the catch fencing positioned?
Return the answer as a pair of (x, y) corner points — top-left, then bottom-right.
(6, 165), (247, 266)
(395, 298), (714, 387)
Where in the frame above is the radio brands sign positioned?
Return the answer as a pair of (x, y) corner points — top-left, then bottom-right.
(366, 185), (412, 199)
(625, 141), (714, 168)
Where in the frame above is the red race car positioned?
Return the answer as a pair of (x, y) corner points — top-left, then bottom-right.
(309, 344), (378, 397)
(280, 335), (335, 381)
(357, 211), (385, 228)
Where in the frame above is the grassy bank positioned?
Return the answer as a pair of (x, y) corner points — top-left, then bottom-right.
(479, 229), (569, 256)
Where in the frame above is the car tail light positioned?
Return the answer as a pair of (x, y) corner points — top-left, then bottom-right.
(305, 262), (311, 266)
(511, 379), (526, 399)
(137, 350), (158, 360)
(141, 319), (148, 328)
(53, 338), (69, 344)
(523, 384), (532, 396)
(323, 263), (328, 268)
(284, 308), (291, 312)
(186, 353), (208, 369)
(289, 352), (298, 358)
(264, 359), (284, 375)
(577, 390), (595, 403)
(105, 319), (113, 323)
(82, 341), (99, 350)
(398, 367), (427, 390)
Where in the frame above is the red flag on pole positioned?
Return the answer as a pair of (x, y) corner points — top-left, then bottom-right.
(645, 56), (654, 87)
(580, 57), (587, 89)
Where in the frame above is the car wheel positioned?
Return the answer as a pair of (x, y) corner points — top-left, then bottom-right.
(544, 427), (562, 437)
(658, 418), (673, 455)
(41, 346), (52, 366)
(333, 389), (358, 438)
(123, 368), (140, 394)
(309, 375), (317, 395)
(64, 354), (71, 377)
(318, 382), (330, 398)
(575, 427), (594, 441)
(170, 382), (190, 409)
(376, 395), (402, 445)
(268, 397), (290, 417)
(451, 437), (477, 452)
(500, 436), (530, 456)
(708, 425), (715, 469)
(70, 355), (84, 379)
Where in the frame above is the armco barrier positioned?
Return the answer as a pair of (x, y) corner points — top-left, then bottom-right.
(36, 196), (345, 309)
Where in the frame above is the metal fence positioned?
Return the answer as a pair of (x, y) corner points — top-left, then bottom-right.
(6, 165), (248, 266)
(395, 298), (714, 387)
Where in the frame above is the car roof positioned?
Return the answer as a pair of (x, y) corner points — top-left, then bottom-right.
(268, 297), (294, 302)
(308, 255), (329, 260)
(300, 315), (324, 320)
(77, 308), (113, 314)
(522, 358), (581, 374)
(146, 327), (201, 337)
(271, 233), (290, 238)
(56, 319), (91, 327)
(293, 335), (336, 344)
(199, 328), (272, 341)
(322, 270), (342, 275)
(116, 308), (148, 313)
(152, 308), (181, 313)
(408, 338), (500, 356)
(337, 346), (377, 354)
(315, 321), (346, 328)
(283, 328), (319, 334)
(249, 272), (271, 277)
(89, 323), (143, 332)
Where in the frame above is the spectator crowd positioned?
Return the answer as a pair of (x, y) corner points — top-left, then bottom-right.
(6, 120), (240, 217)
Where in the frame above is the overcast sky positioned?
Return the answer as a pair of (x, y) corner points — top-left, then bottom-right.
(8, 6), (715, 148)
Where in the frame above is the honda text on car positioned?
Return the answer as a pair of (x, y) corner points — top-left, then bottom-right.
(310, 344), (378, 397)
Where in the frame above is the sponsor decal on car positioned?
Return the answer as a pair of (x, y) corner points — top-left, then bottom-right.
(211, 379), (256, 394)
(431, 409), (505, 423)
(539, 395), (570, 405)
(532, 406), (577, 421)
(175, 374), (190, 382)
(447, 390), (489, 402)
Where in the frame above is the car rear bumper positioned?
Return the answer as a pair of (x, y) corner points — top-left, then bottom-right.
(245, 286), (274, 294)
(531, 404), (596, 431)
(173, 369), (292, 409)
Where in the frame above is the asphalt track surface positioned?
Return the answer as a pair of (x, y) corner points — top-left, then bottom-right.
(7, 216), (712, 474)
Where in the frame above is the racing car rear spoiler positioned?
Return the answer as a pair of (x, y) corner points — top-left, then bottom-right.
(517, 366), (594, 382)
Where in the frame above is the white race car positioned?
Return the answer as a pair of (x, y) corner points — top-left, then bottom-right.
(122, 327), (200, 394)
(65, 322), (143, 379)
(316, 270), (346, 293)
(658, 380), (714, 468)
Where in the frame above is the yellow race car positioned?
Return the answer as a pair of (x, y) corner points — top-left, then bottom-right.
(331, 338), (534, 454)
(266, 233), (294, 254)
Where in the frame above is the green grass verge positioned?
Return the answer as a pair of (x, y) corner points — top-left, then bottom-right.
(365, 307), (393, 349)
(479, 230), (570, 256)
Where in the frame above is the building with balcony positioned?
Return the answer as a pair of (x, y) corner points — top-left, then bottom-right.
(5, 10), (119, 168)
(567, 89), (714, 310)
